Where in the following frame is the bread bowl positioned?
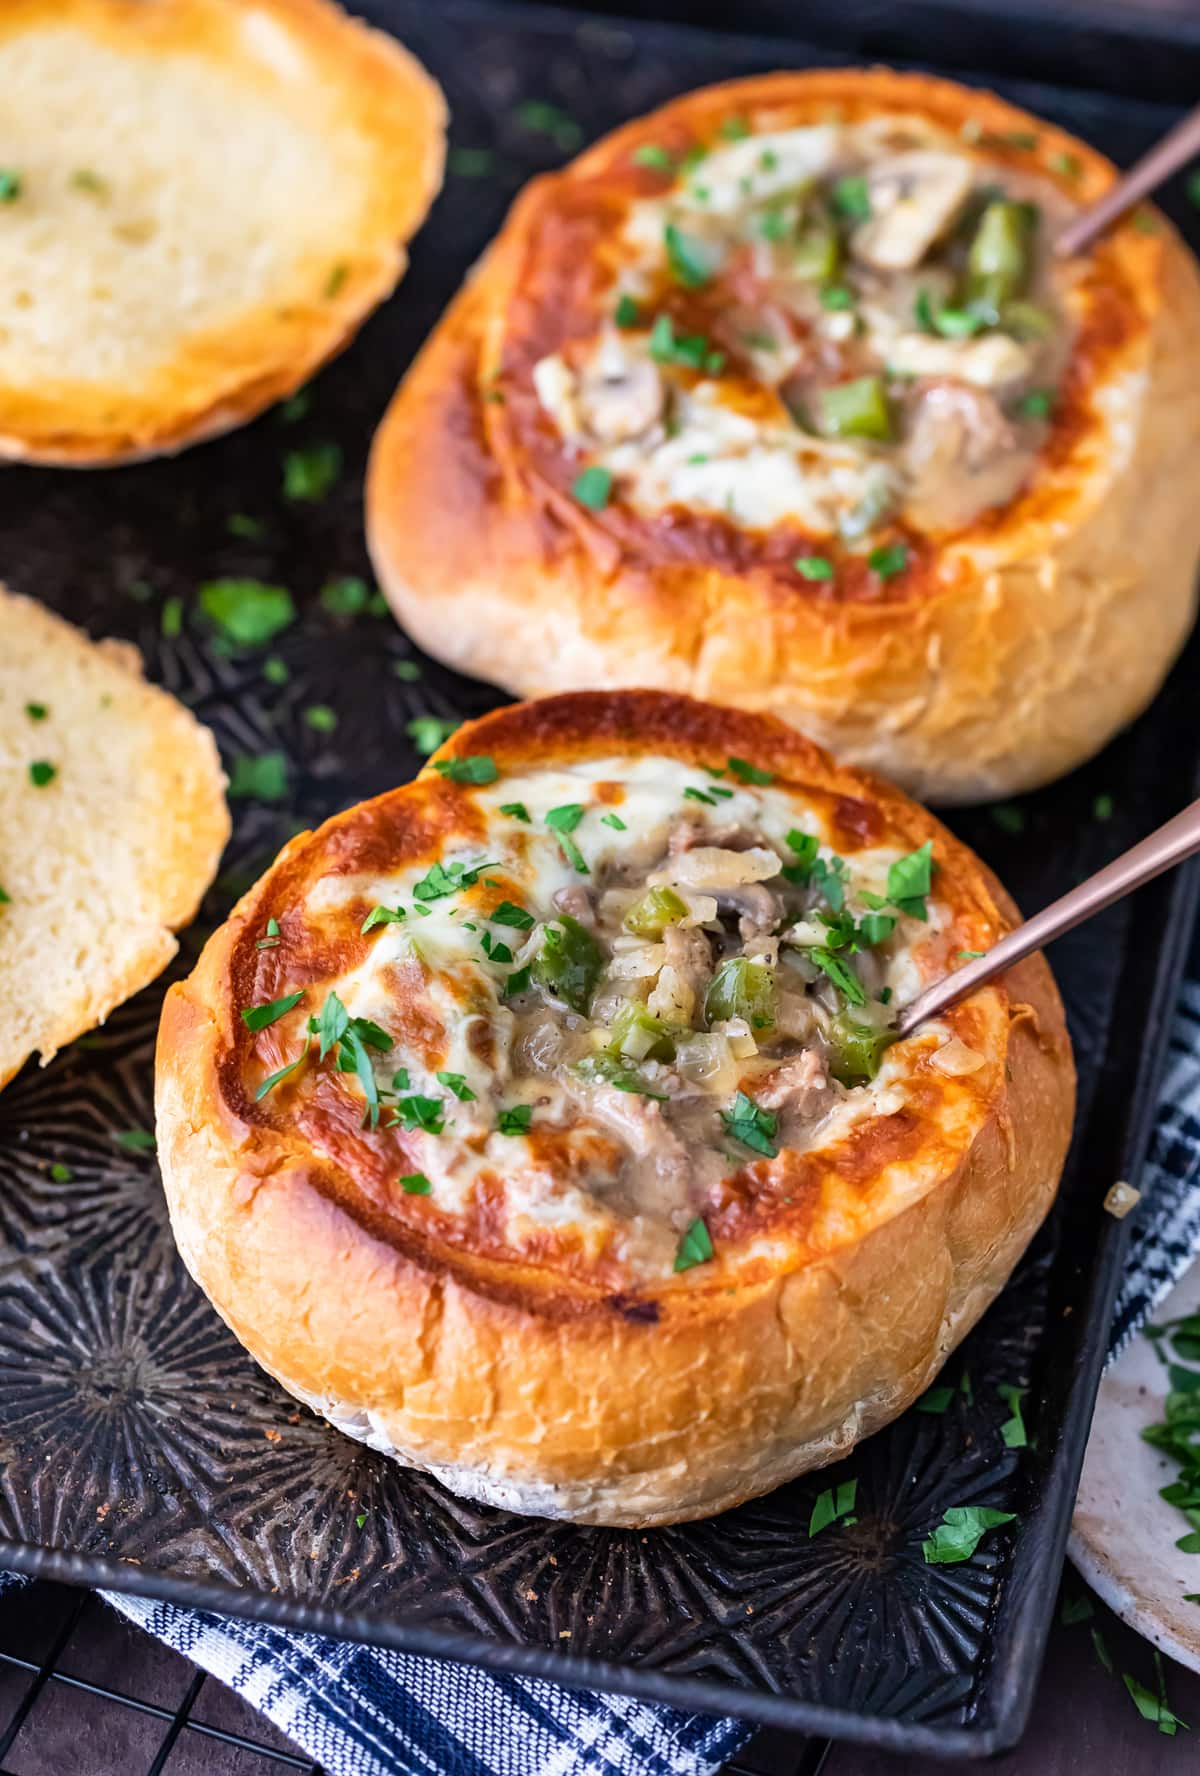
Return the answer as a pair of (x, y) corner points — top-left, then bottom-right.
(0, 588), (229, 1089)
(367, 68), (1200, 805)
(0, 0), (445, 464)
(155, 690), (1074, 1526)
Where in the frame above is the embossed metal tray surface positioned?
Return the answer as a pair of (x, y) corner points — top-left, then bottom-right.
(1, 0), (1199, 1756)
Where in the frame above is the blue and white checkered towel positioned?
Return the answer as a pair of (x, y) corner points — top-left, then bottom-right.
(84, 934), (1200, 1775)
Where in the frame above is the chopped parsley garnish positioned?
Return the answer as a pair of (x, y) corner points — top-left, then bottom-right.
(718, 113), (750, 140)
(491, 901), (535, 929)
(0, 886), (9, 906)
(115, 1129), (156, 1154)
(794, 555), (833, 581)
(809, 1478), (857, 1537)
(915, 1384), (956, 1415)
(241, 990), (305, 1032)
(436, 1071), (476, 1101)
(412, 858), (494, 902)
(571, 465), (612, 511)
(479, 931), (513, 963)
(161, 596), (183, 638)
(820, 285), (855, 311)
(282, 442), (342, 502)
(956, 949), (985, 961)
(922, 1505), (1015, 1564)
(1016, 386), (1055, 420)
(433, 753), (499, 785)
(632, 143), (674, 172)
(721, 1092), (778, 1158)
(514, 99), (582, 152)
(257, 917), (281, 950)
(648, 313), (725, 374)
(391, 1094), (446, 1134)
(600, 812), (627, 831)
(990, 802), (1027, 835)
(867, 542), (909, 580)
(279, 388), (311, 423)
(0, 171), (20, 203)
(392, 1068), (410, 1091)
(320, 575), (370, 615)
(393, 659), (423, 681)
(25, 702), (47, 721)
(673, 1217), (714, 1272)
(781, 829), (819, 884)
(400, 1172), (432, 1194)
(614, 293), (642, 328)
(497, 1104), (534, 1135)
(1093, 792), (1115, 822)
(546, 802), (589, 873)
(499, 801), (531, 823)
(28, 761), (56, 787)
(227, 512), (266, 540)
(807, 946), (866, 1006)
(1122, 1664), (1188, 1735)
(810, 853), (848, 913)
(886, 841), (933, 920)
(263, 657), (289, 685)
(200, 579), (295, 646)
(726, 755), (771, 785)
(1059, 1592), (1095, 1626)
(305, 705), (337, 733)
(228, 751), (288, 801)
(999, 1384), (1028, 1448)
(663, 223), (713, 289)
(503, 963), (534, 998)
(50, 1162), (72, 1183)
(407, 715), (460, 755)
(448, 147), (495, 177)
(684, 786), (717, 805)
(831, 174), (871, 221)
(361, 904), (406, 933)
(311, 991), (392, 1127)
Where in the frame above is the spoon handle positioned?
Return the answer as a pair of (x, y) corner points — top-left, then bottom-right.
(896, 797), (1200, 1038)
(1056, 102), (1200, 259)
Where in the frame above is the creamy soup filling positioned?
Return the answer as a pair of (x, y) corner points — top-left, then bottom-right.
(532, 115), (1078, 545)
(261, 757), (969, 1279)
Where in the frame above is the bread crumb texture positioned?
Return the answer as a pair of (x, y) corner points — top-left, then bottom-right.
(0, 0), (445, 461)
(0, 589), (230, 1086)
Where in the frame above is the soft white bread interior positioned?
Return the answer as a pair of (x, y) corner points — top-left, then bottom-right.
(0, 0), (446, 463)
(0, 589), (230, 1088)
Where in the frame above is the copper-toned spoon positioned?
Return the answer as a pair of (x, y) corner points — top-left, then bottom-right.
(896, 798), (1200, 1039)
(1056, 102), (1200, 259)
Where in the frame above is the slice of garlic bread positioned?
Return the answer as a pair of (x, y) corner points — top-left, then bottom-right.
(0, 590), (230, 1088)
(0, 0), (446, 464)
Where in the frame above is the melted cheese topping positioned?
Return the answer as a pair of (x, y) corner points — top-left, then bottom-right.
(530, 115), (1078, 543)
(271, 756), (977, 1282)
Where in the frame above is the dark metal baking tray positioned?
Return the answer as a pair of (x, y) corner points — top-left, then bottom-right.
(1, 0), (1198, 1756)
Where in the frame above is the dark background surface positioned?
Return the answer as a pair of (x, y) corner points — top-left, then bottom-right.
(2, 0), (1200, 1767)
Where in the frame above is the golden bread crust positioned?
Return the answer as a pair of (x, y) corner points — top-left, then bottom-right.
(367, 69), (1200, 803)
(0, 0), (446, 464)
(155, 691), (1074, 1524)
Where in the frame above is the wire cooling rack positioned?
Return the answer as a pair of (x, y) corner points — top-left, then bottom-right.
(0, 1579), (821, 1775)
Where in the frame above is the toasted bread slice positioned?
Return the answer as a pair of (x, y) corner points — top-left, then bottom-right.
(0, 590), (230, 1088)
(0, 0), (445, 464)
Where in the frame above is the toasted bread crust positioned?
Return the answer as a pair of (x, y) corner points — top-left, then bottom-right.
(367, 68), (1200, 804)
(0, 0), (445, 464)
(0, 589), (230, 1087)
(155, 691), (1074, 1525)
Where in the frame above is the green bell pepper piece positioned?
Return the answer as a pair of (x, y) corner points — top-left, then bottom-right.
(624, 885), (688, 939)
(532, 915), (604, 1016)
(967, 200), (1033, 309)
(606, 1000), (678, 1064)
(704, 956), (776, 1032)
(827, 1008), (895, 1086)
(818, 375), (892, 441)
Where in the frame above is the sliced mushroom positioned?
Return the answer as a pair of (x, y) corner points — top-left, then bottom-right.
(903, 379), (1033, 531)
(578, 335), (665, 445)
(851, 151), (974, 271)
(653, 844), (781, 891)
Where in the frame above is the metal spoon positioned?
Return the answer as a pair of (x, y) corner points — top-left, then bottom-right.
(1056, 102), (1200, 259)
(896, 797), (1200, 1039)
